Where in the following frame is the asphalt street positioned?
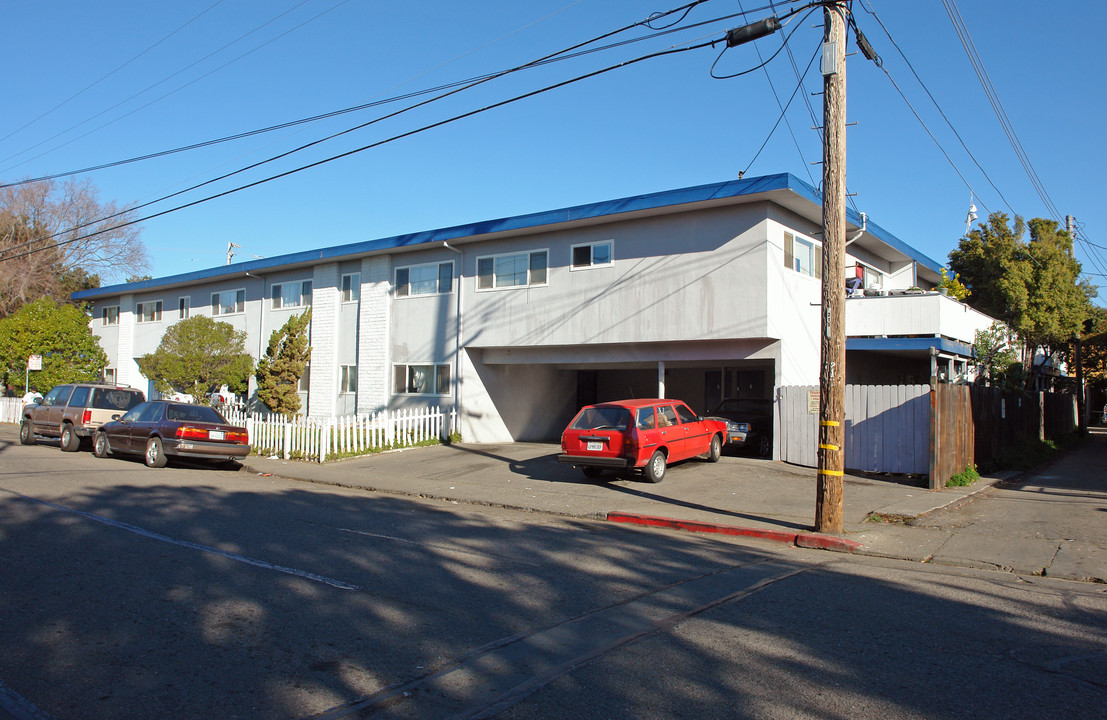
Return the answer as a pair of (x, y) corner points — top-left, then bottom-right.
(1, 423), (1105, 719)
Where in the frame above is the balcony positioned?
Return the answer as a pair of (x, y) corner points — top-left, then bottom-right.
(845, 291), (996, 347)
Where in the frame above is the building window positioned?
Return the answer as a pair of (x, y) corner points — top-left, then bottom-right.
(784, 232), (822, 279)
(476, 250), (547, 290)
(103, 368), (116, 384)
(212, 289), (246, 316)
(102, 306), (119, 326)
(571, 241), (613, 270)
(393, 364), (450, 395)
(341, 273), (361, 303)
(136, 301), (162, 323)
(338, 365), (356, 392)
(395, 262), (452, 297)
(178, 297), (190, 319)
(271, 280), (312, 309)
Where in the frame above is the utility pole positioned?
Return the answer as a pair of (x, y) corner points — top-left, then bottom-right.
(1068, 214), (1087, 435)
(815, 3), (847, 534)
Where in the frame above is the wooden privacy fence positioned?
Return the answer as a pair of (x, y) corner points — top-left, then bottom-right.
(780, 384), (1077, 488)
(970, 387), (1077, 469)
(930, 384), (973, 490)
(222, 406), (457, 463)
(779, 385), (931, 475)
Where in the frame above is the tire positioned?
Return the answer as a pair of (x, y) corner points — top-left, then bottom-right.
(60, 424), (81, 452)
(705, 434), (722, 463)
(19, 420), (34, 445)
(643, 450), (667, 483)
(93, 432), (110, 458)
(145, 437), (168, 468)
(757, 435), (772, 459)
(581, 466), (604, 480)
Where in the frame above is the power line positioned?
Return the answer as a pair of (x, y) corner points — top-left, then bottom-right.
(940, 0), (1061, 222)
(2, 1), (773, 190)
(2, 21), (735, 263)
(0, 0), (350, 174)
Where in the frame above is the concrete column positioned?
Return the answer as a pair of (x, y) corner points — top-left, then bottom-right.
(357, 255), (391, 413)
(658, 361), (666, 399)
(307, 263), (340, 417)
(117, 294), (143, 389)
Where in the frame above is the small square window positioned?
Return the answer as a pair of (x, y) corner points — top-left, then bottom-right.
(571, 241), (613, 270)
(342, 273), (361, 303)
(102, 306), (119, 326)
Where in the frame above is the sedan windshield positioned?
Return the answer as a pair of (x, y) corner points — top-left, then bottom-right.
(570, 406), (631, 431)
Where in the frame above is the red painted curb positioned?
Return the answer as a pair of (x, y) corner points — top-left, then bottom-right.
(605, 512), (858, 553)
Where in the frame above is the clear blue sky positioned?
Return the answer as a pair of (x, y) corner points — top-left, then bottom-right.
(3, 1), (1104, 305)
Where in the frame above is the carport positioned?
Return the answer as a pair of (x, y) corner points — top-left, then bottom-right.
(462, 339), (778, 443)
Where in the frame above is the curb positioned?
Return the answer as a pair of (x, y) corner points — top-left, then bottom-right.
(605, 512), (861, 553)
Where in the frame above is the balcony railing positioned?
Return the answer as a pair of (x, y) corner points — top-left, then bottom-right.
(845, 291), (996, 345)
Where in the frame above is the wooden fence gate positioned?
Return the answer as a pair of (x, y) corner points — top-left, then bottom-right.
(778, 385), (931, 475)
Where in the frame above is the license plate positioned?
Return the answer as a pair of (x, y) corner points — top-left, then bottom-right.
(209, 430), (225, 440)
(586, 441), (603, 451)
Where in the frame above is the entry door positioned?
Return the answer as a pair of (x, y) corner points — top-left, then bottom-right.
(577, 371), (598, 408)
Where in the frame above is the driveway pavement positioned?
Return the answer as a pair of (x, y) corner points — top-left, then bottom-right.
(238, 428), (1107, 583)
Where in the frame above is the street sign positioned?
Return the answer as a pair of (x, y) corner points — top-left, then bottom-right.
(27, 355), (42, 371)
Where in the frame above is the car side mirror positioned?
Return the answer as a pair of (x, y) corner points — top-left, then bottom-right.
(111, 414), (121, 421)
(32, 398), (42, 405)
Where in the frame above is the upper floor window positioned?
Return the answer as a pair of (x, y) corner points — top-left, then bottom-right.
(136, 300), (162, 323)
(340, 365), (358, 394)
(476, 250), (547, 290)
(212, 289), (245, 316)
(102, 306), (119, 326)
(178, 297), (190, 319)
(341, 272), (361, 303)
(396, 262), (452, 297)
(571, 241), (613, 270)
(784, 232), (822, 279)
(272, 280), (312, 309)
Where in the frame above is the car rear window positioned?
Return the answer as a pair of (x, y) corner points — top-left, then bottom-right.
(166, 404), (226, 424)
(68, 386), (92, 408)
(93, 389), (144, 411)
(570, 406), (631, 431)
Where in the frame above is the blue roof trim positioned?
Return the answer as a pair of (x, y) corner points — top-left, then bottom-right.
(847, 336), (973, 357)
(73, 172), (939, 299)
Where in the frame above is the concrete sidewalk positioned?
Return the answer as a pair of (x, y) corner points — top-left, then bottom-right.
(238, 440), (1012, 562)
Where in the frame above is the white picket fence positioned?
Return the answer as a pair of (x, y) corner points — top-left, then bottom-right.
(222, 406), (457, 463)
(1, 397), (23, 425)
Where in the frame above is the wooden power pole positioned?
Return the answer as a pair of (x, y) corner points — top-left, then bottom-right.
(815, 3), (847, 533)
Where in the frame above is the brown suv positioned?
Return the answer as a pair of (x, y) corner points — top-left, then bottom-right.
(20, 383), (146, 452)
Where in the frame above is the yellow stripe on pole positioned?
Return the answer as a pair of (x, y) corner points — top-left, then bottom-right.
(819, 444), (839, 451)
(820, 420), (840, 427)
(818, 469), (844, 476)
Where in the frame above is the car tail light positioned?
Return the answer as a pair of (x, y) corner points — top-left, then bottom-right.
(176, 426), (209, 440)
(623, 432), (637, 458)
(226, 430), (248, 444)
(82, 409), (92, 424)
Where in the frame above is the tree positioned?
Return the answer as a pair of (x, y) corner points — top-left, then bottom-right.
(972, 322), (1021, 389)
(0, 178), (148, 318)
(137, 316), (254, 402)
(0, 298), (107, 393)
(255, 309), (312, 415)
(950, 212), (1096, 386)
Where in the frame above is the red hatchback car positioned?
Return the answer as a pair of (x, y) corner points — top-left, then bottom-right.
(558, 398), (727, 482)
